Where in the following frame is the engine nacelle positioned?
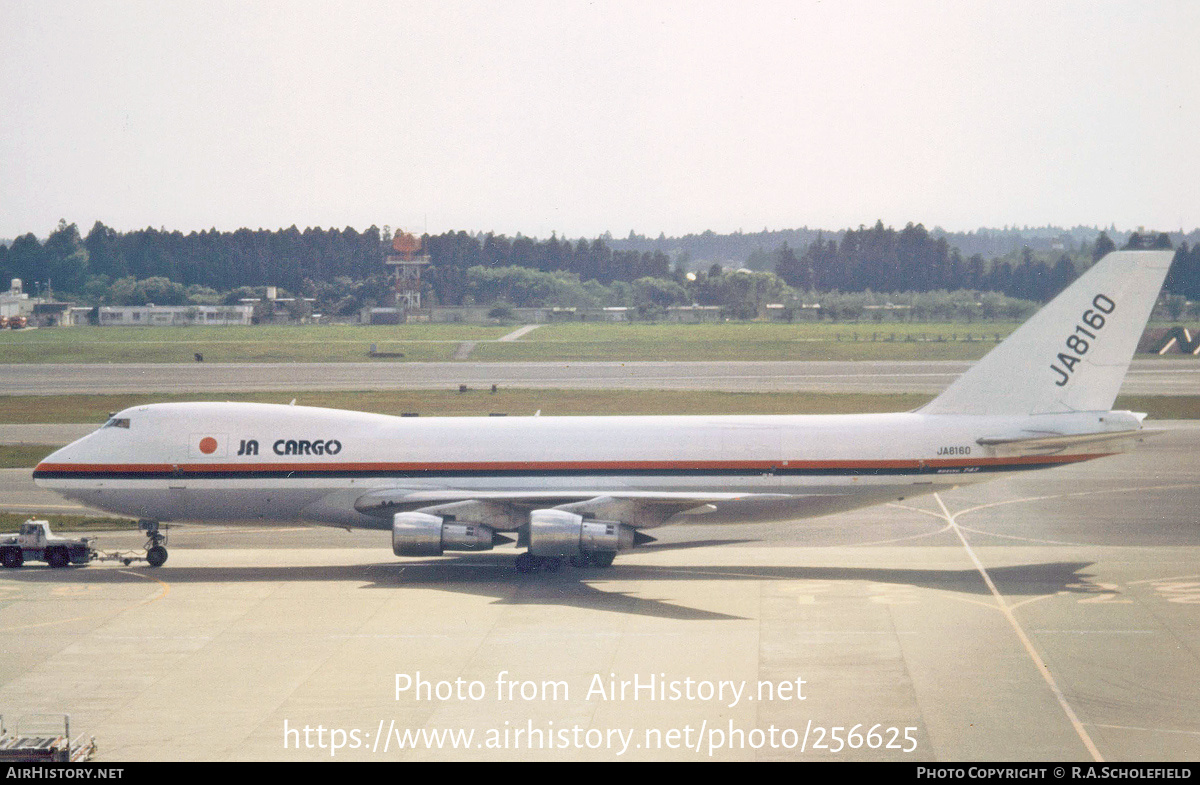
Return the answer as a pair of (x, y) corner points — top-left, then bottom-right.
(392, 512), (498, 557)
(528, 509), (635, 558)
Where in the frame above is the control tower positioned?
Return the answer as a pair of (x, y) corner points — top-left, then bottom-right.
(385, 230), (430, 311)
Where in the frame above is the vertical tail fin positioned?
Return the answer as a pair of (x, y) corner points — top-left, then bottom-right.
(922, 250), (1174, 416)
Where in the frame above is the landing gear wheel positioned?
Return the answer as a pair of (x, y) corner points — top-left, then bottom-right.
(146, 545), (168, 568)
(46, 547), (70, 568)
(139, 521), (168, 567)
(1, 547), (22, 569)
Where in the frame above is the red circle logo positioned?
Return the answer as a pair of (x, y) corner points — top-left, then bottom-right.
(199, 437), (218, 454)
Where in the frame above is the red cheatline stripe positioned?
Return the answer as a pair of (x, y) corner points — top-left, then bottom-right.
(34, 454), (1111, 474)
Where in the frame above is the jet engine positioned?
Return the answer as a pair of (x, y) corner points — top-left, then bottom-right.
(527, 509), (642, 561)
(392, 512), (505, 556)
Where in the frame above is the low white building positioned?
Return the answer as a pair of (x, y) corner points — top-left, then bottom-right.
(667, 305), (722, 323)
(98, 305), (254, 326)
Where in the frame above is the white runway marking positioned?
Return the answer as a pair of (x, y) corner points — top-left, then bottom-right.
(497, 325), (543, 342)
(933, 492), (1105, 762)
(948, 482), (1200, 546)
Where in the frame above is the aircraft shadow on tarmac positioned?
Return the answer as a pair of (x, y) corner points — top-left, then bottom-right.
(8, 552), (1100, 622)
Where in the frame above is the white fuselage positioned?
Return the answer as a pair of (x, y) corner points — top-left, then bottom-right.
(33, 402), (1135, 530)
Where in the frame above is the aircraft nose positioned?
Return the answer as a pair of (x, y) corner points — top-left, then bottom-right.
(32, 443), (80, 486)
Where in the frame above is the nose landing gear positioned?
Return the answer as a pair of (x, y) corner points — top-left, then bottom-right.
(139, 520), (168, 568)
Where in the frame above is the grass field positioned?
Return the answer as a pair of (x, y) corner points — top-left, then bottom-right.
(0, 324), (509, 363)
(2, 320), (1195, 362)
(0, 321), (1025, 363)
(461, 321), (1023, 361)
(0, 444), (59, 467)
(474, 335), (1008, 361)
(511, 321), (1018, 342)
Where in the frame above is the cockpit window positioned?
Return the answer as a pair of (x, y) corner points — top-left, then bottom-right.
(103, 417), (130, 429)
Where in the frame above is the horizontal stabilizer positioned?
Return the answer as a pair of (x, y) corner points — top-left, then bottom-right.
(977, 427), (1156, 455)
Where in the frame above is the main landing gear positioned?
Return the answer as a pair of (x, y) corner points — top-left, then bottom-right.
(514, 551), (616, 574)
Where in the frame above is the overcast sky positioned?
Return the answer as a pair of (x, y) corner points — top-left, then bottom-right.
(1, 1), (1197, 240)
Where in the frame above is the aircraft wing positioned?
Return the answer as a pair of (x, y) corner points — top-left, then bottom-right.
(348, 487), (910, 531)
(352, 489), (755, 528)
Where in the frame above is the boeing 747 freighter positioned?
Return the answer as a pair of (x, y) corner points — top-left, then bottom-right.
(26, 250), (1174, 572)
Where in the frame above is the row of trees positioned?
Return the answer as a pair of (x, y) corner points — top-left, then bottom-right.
(452, 264), (795, 317)
(0, 222), (673, 300)
(768, 222), (1182, 303)
(614, 224), (1200, 265)
(1, 220), (1196, 314)
(1165, 242), (1200, 301)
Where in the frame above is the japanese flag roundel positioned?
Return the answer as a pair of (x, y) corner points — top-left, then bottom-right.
(189, 434), (229, 458)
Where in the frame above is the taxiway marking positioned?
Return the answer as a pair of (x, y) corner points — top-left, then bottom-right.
(934, 492), (1104, 762)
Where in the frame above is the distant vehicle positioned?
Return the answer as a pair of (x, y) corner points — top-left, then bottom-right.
(7, 315), (26, 329)
(0, 316), (7, 328)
